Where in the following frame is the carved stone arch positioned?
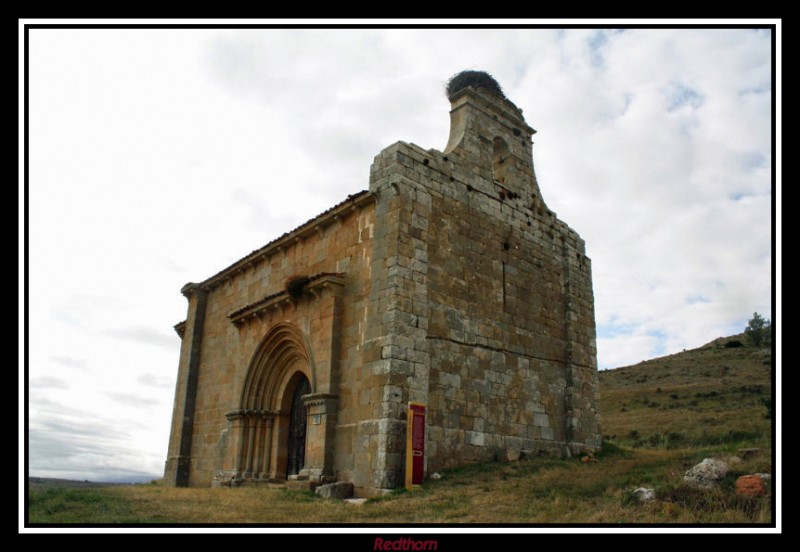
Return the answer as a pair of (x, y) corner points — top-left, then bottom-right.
(217, 315), (340, 486)
(240, 323), (316, 412)
(217, 323), (320, 485)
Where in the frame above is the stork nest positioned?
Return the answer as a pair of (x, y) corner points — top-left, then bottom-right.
(446, 70), (505, 101)
(285, 275), (311, 299)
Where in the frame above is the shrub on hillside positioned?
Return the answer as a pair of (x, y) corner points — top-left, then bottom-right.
(745, 312), (771, 347)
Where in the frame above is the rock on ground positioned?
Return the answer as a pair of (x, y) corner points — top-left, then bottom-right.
(632, 487), (656, 502)
(735, 475), (765, 496)
(315, 481), (354, 499)
(684, 458), (729, 488)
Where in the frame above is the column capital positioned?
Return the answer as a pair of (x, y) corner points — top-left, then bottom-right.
(302, 393), (338, 409)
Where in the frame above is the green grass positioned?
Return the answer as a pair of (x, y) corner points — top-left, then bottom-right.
(27, 486), (164, 524)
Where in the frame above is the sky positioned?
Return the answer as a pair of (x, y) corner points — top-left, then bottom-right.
(23, 23), (777, 484)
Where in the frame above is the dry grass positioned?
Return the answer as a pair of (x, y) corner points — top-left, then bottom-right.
(599, 334), (772, 453)
(28, 334), (774, 525)
(51, 445), (766, 525)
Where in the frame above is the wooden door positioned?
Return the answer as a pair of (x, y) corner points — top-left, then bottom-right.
(286, 376), (310, 476)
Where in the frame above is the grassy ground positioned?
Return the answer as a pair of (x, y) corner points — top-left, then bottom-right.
(27, 334), (774, 525)
(599, 334), (772, 452)
(28, 444), (771, 524)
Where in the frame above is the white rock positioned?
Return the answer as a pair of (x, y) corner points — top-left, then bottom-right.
(430, 472), (442, 480)
(632, 487), (656, 502)
(684, 458), (729, 488)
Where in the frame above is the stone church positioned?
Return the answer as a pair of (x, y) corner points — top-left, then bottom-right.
(165, 71), (601, 497)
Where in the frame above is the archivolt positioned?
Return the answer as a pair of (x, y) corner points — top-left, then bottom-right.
(240, 323), (315, 410)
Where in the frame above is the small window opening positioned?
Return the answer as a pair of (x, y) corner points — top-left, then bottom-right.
(492, 137), (510, 184)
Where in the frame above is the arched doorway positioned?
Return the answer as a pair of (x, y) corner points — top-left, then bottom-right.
(228, 324), (315, 483)
(218, 321), (338, 486)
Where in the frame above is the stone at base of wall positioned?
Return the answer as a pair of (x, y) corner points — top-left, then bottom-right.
(316, 481), (354, 499)
(286, 480), (321, 492)
(506, 447), (521, 462)
(218, 478), (293, 488)
(290, 473), (337, 484)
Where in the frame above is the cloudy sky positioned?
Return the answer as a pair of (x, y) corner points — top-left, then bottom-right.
(24, 24), (777, 483)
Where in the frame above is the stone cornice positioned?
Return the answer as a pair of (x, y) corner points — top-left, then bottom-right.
(302, 393), (339, 408)
(174, 320), (186, 339)
(194, 191), (374, 293)
(229, 272), (346, 326)
(180, 282), (207, 298)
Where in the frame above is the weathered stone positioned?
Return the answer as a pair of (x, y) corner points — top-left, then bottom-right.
(429, 472), (442, 480)
(286, 480), (319, 492)
(735, 475), (764, 496)
(344, 498), (369, 506)
(632, 488), (655, 502)
(684, 458), (729, 488)
(165, 71), (601, 496)
(505, 437), (522, 462)
(315, 481), (355, 499)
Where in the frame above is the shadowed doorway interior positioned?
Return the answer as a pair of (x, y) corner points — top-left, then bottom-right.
(287, 375), (310, 477)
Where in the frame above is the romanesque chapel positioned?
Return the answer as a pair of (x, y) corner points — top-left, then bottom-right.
(165, 71), (601, 497)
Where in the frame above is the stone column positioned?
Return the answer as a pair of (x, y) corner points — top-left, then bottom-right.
(259, 415), (275, 480)
(301, 393), (339, 480)
(243, 413), (257, 478)
(225, 410), (245, 479)
(271, 413), (290, 480)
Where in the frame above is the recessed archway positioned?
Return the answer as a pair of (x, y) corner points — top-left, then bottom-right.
(240, 323), (315, 412)
(231, 323), (315, 482)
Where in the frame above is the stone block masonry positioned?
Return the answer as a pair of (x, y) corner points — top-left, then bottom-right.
(165, 71), (601, 497)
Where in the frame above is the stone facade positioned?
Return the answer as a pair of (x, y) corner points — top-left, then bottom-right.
(165, 72), (601, 497)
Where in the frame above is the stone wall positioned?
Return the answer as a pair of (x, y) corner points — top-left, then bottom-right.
(165, 193), (376, 487)
(360, 83), (601, 489)
(166, 76), (601, 495)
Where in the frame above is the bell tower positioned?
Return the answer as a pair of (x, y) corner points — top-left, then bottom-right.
(443, 70), (545, 206)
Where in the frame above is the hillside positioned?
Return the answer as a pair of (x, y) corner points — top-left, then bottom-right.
(599, 334), (773, 451)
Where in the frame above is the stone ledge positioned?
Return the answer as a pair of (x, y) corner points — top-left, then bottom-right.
(286, 480), (321, 492)
(229, 273), (346, 325)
